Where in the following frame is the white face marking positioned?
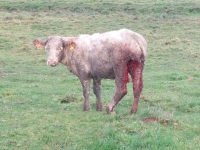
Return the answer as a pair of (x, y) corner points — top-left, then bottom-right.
(45, 38), (64, 67)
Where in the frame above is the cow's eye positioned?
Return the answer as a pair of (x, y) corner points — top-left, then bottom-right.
(45, 47), (49, 52)
(59, 47), (63, 51)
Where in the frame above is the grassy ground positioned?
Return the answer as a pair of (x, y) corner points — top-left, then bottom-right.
(0, 0), (200, 149)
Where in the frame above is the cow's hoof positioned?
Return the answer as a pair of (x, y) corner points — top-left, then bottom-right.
(96, 107), (102, 111)
(83, 107), (90, 111)
(106, 106), (116, 115)
(96, 103), (103, 111)
(130, 109), (137, 114)
(109, 111), (116, 115)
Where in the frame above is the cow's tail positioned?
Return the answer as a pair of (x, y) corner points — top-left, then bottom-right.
(128, 32), (147, 66)
(126, 31), (147, 82)
(127, 32), (146, 113)
(133, 32), (147, 60)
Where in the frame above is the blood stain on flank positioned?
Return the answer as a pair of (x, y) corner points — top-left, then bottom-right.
(122, 60), (139, 86)
(122, 65), (130, 86)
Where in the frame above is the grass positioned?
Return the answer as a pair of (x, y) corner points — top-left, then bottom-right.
(0, 0), (200, 149)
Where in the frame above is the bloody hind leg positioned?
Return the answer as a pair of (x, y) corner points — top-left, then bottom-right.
(106, 64), (129, 114)
(128, 60), (144, 114)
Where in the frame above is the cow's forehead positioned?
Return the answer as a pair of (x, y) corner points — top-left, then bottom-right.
(47, 36), (62, 48)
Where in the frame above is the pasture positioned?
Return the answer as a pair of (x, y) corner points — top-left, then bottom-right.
(0, 0), (200, 149)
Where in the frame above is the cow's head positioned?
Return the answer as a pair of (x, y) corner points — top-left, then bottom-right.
(33, 36), (75, 67)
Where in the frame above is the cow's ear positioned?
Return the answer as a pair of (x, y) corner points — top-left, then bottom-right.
(33, 39), (46, 50)
(62, 40), (76, 51)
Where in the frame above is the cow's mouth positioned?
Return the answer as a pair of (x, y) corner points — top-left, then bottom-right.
(47, 60), (58, 67)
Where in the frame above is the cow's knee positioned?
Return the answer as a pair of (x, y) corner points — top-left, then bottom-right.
(118, 88), (127, 97)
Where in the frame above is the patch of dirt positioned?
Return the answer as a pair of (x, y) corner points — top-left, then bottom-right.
(0, 73), (8, 78)
(60, 95), (76, 103)
(188, 76), (193, 81)
(141, 117), (181, 127)
(141, 117), (158, 124)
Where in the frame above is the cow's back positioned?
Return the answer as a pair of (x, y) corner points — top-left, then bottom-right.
(73, 29), (146, 79)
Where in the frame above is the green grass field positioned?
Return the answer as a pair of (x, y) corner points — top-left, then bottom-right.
(0, 0), (200, 149)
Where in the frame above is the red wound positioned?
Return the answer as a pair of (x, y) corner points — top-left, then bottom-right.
(122, 65), (130, 85)
(128, 60), (139, 72)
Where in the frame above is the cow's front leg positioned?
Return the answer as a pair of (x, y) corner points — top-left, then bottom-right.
(93, 78), (102, 111)
(80, 79), (91, 111)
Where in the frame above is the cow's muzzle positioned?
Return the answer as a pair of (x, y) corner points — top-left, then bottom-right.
(47, 60), (58, 67)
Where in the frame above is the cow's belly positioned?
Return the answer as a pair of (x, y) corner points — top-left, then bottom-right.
(90, 63), (115, 79)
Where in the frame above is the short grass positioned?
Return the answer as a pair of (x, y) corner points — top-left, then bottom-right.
(0, 0), (200, 149)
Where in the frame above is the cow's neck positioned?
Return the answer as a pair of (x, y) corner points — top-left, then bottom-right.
(60, 49), (78, 75)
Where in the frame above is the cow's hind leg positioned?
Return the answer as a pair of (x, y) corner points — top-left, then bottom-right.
(93, 78), (102, 111)
(128, 60), (144, 114)
(106, 64), (129, 114)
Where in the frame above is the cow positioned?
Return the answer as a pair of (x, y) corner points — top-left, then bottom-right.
(33, 29), (147, 114)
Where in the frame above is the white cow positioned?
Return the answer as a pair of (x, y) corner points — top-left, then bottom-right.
(33, 29), (147, 114)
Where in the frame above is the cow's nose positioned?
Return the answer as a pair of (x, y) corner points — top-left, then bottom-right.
(47, 60), (57, 66)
